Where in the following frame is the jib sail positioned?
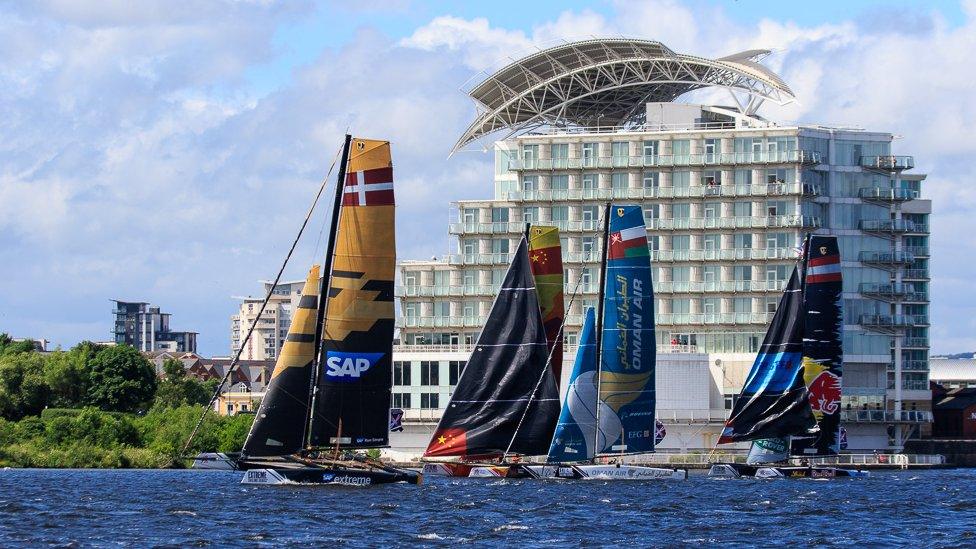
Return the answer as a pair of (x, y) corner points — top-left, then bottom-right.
(309, 138), (396, 449)
(792, 235), (844, 455)
(547, 307), (599, 462)
(596, 205), (657, 455)
(424, 236), (560, 458)
(719, 262), (817, 444)
(241, 265), (321, 457)
(528, 225), (565, 385)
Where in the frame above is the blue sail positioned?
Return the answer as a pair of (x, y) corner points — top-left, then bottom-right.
(547, 308), (598, 462)
(597, 205), (657, 455)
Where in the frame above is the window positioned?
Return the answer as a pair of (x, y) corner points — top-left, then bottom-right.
(643, 205), (659, 222)
(491, 207), (509, 223)
(734, 233), (752, 249)
(702, 170), (720, 188)
(702, 234), (720, 251)
(550, 174), (569, 190)
(581, 143), (597, 166)
(671, 298), (691, 314)
(392, 393), (411, 409)
(672, 171), (691, 189)
(702, 265), (719, 283)
(433, 270), (449, 288)
(642, 140), (659, 157)
(672, 203), (691, 219)
(703, 202), (719, 218)
(733, 297), (752, 313)
(611, 141), (629, 159)
(733, 201), (752, 217)
(671, 139), (690, 157)
(733, 265), (752, 281)
(393, 361), (411, 386)
(521, 144), (538, 161)
(766, 265), (789, 282)
(491, 239), (510, 254)
(522, 175), (538, 192)
(491, 268), (505, 288)
(449, 361), (465, 385)
(766, 232), (790, 249)
(672, 235), (691, 251)
(421, 393), (440, 409)
(704, 138), (719, 158)
(581, 205), (598, 222)
(550, 206), (569, 222)
(550, 143), (569, 159)
(420, 361), (439, 385)
(434, 301), (450, 317)
(703, 297), (719, 314)
(611, 172), (628, 190)
(671, 266), (691, 281)
(643, 171), (659, 188)
(403, 303), (419, 318)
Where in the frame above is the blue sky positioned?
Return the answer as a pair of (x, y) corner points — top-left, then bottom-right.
(1, 0), (974, 356)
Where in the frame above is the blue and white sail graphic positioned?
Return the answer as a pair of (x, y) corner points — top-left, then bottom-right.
(597, 205), (657, 455)
(547, 308), (598, 462)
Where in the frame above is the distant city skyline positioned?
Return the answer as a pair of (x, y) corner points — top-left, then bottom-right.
(1, 0), (973, 356)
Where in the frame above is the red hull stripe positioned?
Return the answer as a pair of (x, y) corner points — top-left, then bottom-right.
(806, 273), (842, 283)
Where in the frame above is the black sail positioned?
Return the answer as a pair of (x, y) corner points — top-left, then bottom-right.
(719, 263), (817, 444)
(792, 235), (845, 455)
(241, 265), (321, 457)
(424, 237), (559, 458)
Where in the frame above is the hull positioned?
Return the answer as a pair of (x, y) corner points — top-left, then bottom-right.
(469, 463), (686, 480)
(242, 465), (422, 486)
(191, 452), (239, 470)
(421, 462), (477, 478)
(708, 462), (869, 479)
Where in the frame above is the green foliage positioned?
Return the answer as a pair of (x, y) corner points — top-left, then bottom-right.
(152, 358), (211, 409)
(43, 343), (99, 408)
(0, 352), (50, 420)
(87, 345), (158, 413)
(0, 334), (37, 356)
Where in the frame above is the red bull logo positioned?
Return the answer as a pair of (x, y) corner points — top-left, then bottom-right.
(808, 370), (841, 414)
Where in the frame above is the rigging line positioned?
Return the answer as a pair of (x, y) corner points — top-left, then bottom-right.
(502, 250), (589, 463)
(180, 139), (345, 458)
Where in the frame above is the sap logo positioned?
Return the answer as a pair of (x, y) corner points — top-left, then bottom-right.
(325, 352), (384, 381)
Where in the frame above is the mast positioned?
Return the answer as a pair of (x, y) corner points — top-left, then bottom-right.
(305, 133), (352, 449)
(592, 202), (611, 462)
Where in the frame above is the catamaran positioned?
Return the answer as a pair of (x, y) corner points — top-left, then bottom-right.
(236, 135), (420, 486)
(708, 235), (867, 479)
(421, 228), (563, 477)
(503, 205), (684, 480)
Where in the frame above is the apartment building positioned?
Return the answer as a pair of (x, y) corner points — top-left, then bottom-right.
(111, 300), (197, 353)
(230, 278), (306, 360)
(391, 39), (932, 453)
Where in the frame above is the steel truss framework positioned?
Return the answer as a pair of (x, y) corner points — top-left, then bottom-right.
(454, 39), (796, 152)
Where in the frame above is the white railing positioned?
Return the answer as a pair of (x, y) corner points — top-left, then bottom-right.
(392, 343), (702, 355)
(503, 183), (820, 202)
(509, 150), (822, 170)
(839, 410), (933, 423)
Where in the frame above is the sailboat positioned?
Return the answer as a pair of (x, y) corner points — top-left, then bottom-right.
(508, 204), (684, 480)
(421, 229), (562, 478)
(238, 135), (421, 486)
(708, 235), (867, 479)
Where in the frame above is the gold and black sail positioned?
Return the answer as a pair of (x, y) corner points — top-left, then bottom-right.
(241, 265), (321, 457)
(309, 138), (396, 448)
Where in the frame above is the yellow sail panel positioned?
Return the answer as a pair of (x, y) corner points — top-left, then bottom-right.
(312, 136), (396, 448)
(271, 264), (321, 377)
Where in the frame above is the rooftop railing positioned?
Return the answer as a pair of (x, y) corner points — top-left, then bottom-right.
(509, 150), (822, 171)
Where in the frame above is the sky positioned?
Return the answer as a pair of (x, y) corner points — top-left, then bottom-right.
(1, 0), (974, 356)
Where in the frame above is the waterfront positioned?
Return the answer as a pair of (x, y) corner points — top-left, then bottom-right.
(1, 469), (974, 546)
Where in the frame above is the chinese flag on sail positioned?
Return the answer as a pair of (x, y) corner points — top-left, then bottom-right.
(423, 428), (467, 457)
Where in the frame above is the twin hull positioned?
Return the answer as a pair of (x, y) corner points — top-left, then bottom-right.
(242, 466), (422, 486)
(423, 462), (686, 480)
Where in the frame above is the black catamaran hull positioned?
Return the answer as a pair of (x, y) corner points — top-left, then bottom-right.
(707, 463), (868, 479)
(241, 465), (421, 486)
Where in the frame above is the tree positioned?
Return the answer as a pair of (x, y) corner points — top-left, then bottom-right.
(43, 342), (101, 408)
(153, 358), (210, 409)
(87, 345), (158, 413)
(0, 336), (38, 356)
(0, 352), (50, 420)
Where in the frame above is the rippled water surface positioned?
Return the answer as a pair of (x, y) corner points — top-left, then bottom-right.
(1, 468), (975, 546)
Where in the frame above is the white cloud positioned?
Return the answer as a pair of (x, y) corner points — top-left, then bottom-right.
(1, 1), (974, 355)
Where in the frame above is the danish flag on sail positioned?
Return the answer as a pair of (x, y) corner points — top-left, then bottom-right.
(343, 166), (394, 206)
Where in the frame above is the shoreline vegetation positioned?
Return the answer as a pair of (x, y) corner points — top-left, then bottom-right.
(0, 334), (253, 469)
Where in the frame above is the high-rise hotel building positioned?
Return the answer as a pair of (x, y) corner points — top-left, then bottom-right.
(389, 39), (931, 455)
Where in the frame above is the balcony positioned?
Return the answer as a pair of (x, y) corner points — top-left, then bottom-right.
(651, 247), (796, 263)
(502, 182), (820, 203)
(902, 269), (929, 280)
(896, 359), (929, 371)
(655, 312), (775, 326)
(860, 314), (929, 332)
(839, 410), (931, 423)
(859, 283), (926, 302)
(860, 155), (915, 171)
(396, 285), (497, 298)
(858, 250), (915, 267)
(443, 253), (514, 266)
(649, 215), (820, 231)
(397, 316), (487, 329)
(897, 337), (929, 348)
(904, 246), (929, 257)
(449, 220), (602, 235)
(508, 150), (822, 171)
(655, 280), (788, 294)
(859, 219), (916, 235)
(858, 187), (919, 202)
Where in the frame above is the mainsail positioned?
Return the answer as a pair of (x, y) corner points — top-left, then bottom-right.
(547, 307), (598, 462)
(528, 226), (565, 384)
(719, 264), (817, 444)
(241, 265), (321, 457)
(792, 235), (844, 455)
(309, 138), (396, 449)
(597, 205), (657, 455)
(424, 236), (559, 458)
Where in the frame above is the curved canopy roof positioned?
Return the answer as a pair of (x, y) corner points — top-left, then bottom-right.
(454, 38), (795, 151)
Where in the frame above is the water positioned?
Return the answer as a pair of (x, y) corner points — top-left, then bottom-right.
(1, 468), (975, 547)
